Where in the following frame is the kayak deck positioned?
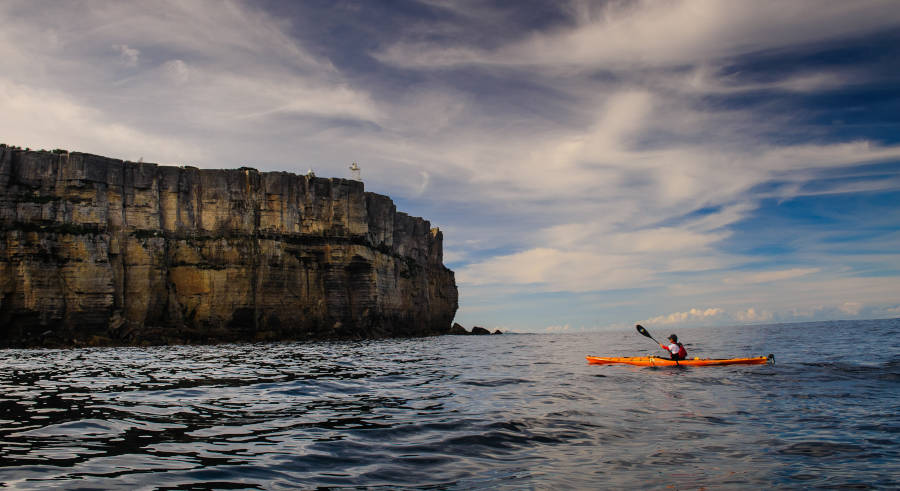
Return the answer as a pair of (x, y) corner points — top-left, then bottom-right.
(586, 355), (772, 367)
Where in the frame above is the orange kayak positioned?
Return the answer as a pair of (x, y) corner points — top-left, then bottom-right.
(586, 355), (773, 367)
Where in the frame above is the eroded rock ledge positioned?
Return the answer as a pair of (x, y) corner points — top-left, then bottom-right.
(0, 146), (458, 347)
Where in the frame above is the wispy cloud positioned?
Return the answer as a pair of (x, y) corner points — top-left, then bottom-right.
(378, 1), (900, 70)
(724, 268), (820, 286)
(1, 0), (898, 331)
(0, 0), (379, 164)
(0, 79), (204, 163)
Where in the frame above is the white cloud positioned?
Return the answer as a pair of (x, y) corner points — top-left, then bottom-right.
(442, 249), (465, 264)
(0, 0), (380, 167)
(641, 307), (725, 326)
(734, 307), (773, 323)
(724, 268), (820, 285)
(447, 87), (900, 296)
(371, 2), (900, 327)
(663, 276), (900, 324)
(680, 64), (855, 95)
(839, 302), (863, 316)
(378, 1), (900, 70)
(457, 199), (744, 293)
(456, 246), (657, 293)
(0, 79), (204, 164)
(545, 324), (571, 333)
(162, 59), (190, 85)
(2, 1), (899, 332)
(113, 44), (140, 67)
(639, 306), (776, 327)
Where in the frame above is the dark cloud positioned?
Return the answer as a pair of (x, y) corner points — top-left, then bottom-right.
(2, 0), (900, 330)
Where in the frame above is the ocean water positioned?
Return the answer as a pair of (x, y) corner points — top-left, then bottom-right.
(1, 318), (898, 489)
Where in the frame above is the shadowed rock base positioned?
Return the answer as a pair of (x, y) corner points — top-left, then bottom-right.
(0, 146), (458, 347)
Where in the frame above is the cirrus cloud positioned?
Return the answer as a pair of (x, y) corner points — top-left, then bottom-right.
(1, 0), (899, 332)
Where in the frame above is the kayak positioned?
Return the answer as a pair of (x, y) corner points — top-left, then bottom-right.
(586, 355), (773, 367)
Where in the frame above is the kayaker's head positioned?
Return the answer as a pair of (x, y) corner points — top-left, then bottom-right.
(668, 334), (678, 343)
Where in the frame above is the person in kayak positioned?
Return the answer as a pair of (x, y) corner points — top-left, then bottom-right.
(661, 334), (688, 360)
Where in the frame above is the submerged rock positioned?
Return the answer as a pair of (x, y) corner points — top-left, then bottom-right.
(0, 146), (458, 347)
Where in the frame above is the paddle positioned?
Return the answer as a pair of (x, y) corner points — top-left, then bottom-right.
(635, 324), (660, 345)
(635, 324), (677, 365)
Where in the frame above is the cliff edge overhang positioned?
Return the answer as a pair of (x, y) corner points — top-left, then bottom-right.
(0, 145), (458, 347)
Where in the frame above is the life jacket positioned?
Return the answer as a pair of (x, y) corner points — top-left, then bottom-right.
(673, 342), (687, 360)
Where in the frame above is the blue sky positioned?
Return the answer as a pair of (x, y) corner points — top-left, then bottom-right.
(2, 0), (899, 332)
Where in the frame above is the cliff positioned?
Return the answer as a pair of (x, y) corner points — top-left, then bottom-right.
(0, 146), (458, 347)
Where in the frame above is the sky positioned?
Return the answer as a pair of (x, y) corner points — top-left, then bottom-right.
(2, 0), (899, 333)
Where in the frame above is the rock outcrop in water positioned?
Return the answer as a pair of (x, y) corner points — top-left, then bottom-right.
(448, 323), (502, 335)
(0, 145), (458, 347)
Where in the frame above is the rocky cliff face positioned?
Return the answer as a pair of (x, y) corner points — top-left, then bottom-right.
(0, 146), (458, 347)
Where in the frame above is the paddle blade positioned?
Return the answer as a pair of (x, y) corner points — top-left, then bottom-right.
(635, 324), (652, 338)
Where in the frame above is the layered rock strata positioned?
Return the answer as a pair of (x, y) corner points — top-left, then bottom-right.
(0, 146), (458, 347)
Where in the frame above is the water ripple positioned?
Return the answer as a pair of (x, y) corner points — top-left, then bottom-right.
(1, 320), (899, 489)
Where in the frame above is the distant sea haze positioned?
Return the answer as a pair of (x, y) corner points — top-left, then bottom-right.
(1, 318), (897, 489)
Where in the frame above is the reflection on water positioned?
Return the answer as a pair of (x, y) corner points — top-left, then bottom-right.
(1, 319), (899, 489)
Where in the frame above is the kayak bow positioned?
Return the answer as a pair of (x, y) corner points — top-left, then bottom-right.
(586, 355), (774, 367)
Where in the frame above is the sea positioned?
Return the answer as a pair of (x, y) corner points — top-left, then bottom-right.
(1, 318), (898, 490)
